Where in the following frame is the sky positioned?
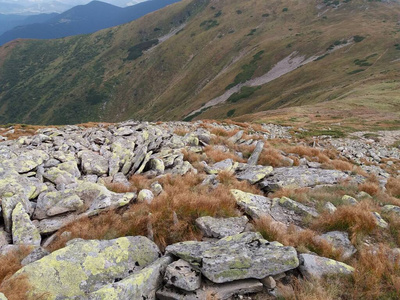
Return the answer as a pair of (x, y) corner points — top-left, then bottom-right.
(0, 0), (148, 14)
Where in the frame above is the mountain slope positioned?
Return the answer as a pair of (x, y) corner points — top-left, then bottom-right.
(0, 0), (399, 125)
(0, 13), (59, 35)
(0, 0), (181, 45)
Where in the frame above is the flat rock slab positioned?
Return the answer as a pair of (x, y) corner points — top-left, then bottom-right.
(6, 236), (161, 299)
(166, 232), (299, 283)
(156, 279), (263, 300)
(319, 231), (356, 259)
(299, 253), (354, 279)
(195, 216), (248, 238)
(260, 167), (351, 191)
(236, 164), (273, 184)
(164, 259), (201, 292)
(86, 256), (173, 300)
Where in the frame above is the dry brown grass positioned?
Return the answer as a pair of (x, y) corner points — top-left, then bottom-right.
(104, 182), (135, 193)
(204, 145), (244, 163)
(386, 177), (400, 198)
(311, 202), (377, 243)
(269, 187), (311, 204)
(254, 216), (342, 260)
(217, 171), (262, 195)
(173, 128), (190, 136)
(350, 246), (400, 299)
(0, 246), (34, 300)
(0, 246), (32, 284)
(359, 177), (380, 196)
(47, 173), (239, 252)
(324, 159), (354, 172)
(0, 274), (32, 300)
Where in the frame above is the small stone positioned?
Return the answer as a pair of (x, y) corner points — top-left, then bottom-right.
(21, 247), (50, 266)
(195, 216), (248, 238)
(138, 189), (154, 204)
(342, 195), (358, 206)
(261, 276), (276, 289)
(150, 182), (163, 196)
(324, 202), (337, 214)
(299, 254), (354, 279)
(372, 212), (388, 228)
(164, 259), (201, 292)
(248, 141), (264, 165)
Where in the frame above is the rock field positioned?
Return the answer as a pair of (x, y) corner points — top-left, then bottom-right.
(0, 120), (399, 299)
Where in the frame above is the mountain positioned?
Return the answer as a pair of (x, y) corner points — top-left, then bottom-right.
(0, 0), (399, 125)
(0, 1), (71, 14)
(0, 13), (59, 35)
(0, 0), (181, 45)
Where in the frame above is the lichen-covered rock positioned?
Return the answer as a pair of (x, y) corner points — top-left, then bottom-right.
(166, 232), (299, 283)
(278, 197), (319, 218)
(79, 150), (109, 176)
(138, 189), (154, 204)
(21, 247), (50, 266)
(149, 158), (165, 174)
(382, 205), (400, 216)
(247, 141), (264, 166)
(157, 279), (263, 300)
(260, 167), (351, 191)
(299, 254), (354, 279)
(230, 189), (272, 219)
(33, 190), (83, 219)
(12, 203), (41, 246)
(195, 216), (248, 238)
(2, 194), (33, 232)
(0, 169), (38, 199)
(5, 150), (49, 174)
(324, 202), (337, 214)
(372, 212), (388, 228)
(37, 214), (77, 234)
(164, 259), (201, 292)
(342, 195), (358, 206)
(43, 166), (77, 186)
(236, 165), (273, 185)
(319, 231), (356, 259)
(86, 255), (173, 300)
(7, 236), (161, 299)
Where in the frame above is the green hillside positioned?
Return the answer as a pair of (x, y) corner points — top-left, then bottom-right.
(0, 0), (400, 125)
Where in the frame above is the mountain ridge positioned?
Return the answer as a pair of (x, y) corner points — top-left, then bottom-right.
(0, 0), (181, 45)
(0, 0), (399, 125)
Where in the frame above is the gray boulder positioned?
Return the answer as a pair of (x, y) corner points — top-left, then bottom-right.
(166, 232), (299, 283)
(157, 279), (263, 300)
(6, 236), (161, 299)
(164, 259), (201, 292)
(21, 247), (50, 266)
(319, 231), (357, 259)
(248, 141), (264, 165)
(260, 167), (350, 191)
(299, 254), (354, 279)
(236, 164), (273, 184)
(86, 255), (173, 300)
(11, 203), (41, 246)
(79, 150), (109, 176)
(195, 216), (248, 238)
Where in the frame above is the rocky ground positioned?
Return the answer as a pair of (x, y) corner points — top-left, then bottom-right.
(0, 120), (399, 299)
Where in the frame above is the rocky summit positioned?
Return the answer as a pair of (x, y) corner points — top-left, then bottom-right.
(0, 120), (399, 299)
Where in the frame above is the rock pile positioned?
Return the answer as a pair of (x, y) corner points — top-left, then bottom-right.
(0, 120), (398, 299)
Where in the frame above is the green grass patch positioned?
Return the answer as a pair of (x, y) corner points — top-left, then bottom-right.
(348, 69), (365, 75)
(225, 51), (264, 90)
(296, 129), (346, 139)
(127, 39), (159, 61)
(227, 86), (261, 103)
(200, 19), (219, 30)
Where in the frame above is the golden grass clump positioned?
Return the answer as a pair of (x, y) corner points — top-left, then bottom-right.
(254, 216), (342, 260)
(47, 173), (239, 252)
(0, 246), (34, 300)
(386, 177), (400, 198)
(311, 202), (377, 242)
(204, 145), (244, 163)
